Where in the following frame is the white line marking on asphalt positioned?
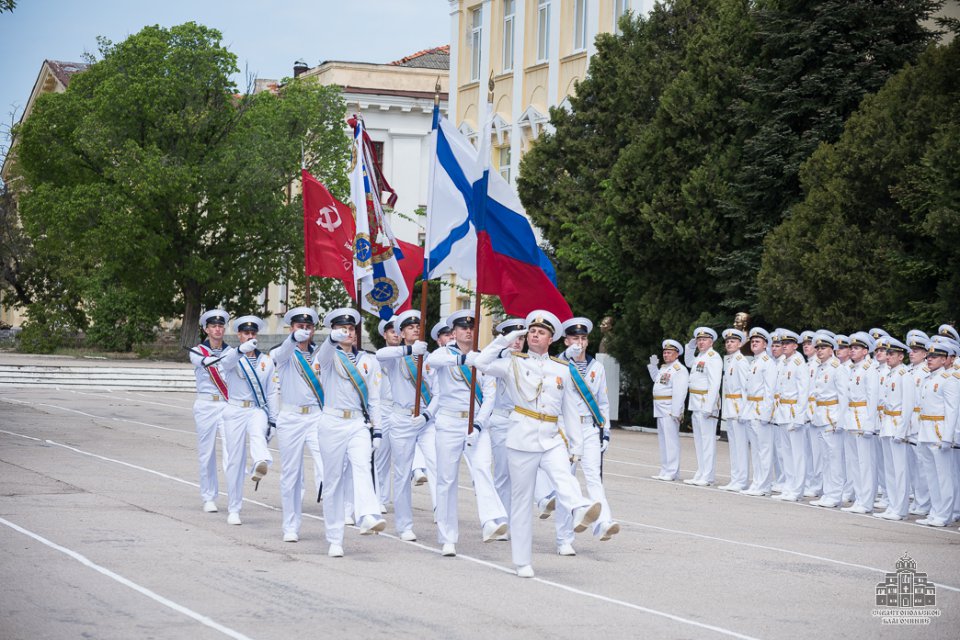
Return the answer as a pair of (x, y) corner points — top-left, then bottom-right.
(0, 516), (255, 640)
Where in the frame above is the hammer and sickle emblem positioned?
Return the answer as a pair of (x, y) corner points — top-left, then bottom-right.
(316, 206), (342, 232)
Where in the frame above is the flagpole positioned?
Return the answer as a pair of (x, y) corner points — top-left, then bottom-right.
(300, 147), (312, 308)
(413, 79), (442, 418)
(466, 75), (495, 435)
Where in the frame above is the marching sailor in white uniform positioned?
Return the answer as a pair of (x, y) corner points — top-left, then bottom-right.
(188, 309), (232, 513)
(217, 315), (276, 525)
(270, 307), (325, 542)
(475, 310), (601, 578)
(648, 340), (689, 481)
(315, 308), (387, 556)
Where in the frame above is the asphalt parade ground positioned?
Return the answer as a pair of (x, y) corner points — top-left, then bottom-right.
(1, 386), (958, 640)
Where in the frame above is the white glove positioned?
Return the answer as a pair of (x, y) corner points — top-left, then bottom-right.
(504, 329), (528, 344)
(411, 340), (428, 355)
(464, 351), (480, 368)
(687, 338), (696, 352)
(201, 355), (218, 367)
(649, 354), (659, 366)
(330, 328), (349, 343)
(600, 433), (610, 453)
(465, 428), (479, 447)
(293, 328), (312, 342)
(411, 414), (427, 429)
(565, 344), (583, 359)
(239, 339), (258, 354)
(372, 430), (382, 450)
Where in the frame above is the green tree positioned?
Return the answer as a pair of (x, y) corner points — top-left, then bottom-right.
(10, 22), (349, 350)
(758, 37), (960, 332)
(712, 0), (941, 314)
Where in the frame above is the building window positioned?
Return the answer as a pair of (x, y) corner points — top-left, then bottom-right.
(502, 0), (515, 72)
(499, 146), (511, 184)
(573, 0), (587, 51)
(614, 0), (630, 35)
(470, 7), (483, 82)
(537, 0), (550, 62)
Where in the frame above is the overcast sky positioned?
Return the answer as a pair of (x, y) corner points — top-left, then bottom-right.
(0, 0), (451, 170)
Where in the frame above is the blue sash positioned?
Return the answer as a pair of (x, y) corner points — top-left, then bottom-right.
(335, 349), (369, 410)
(569, 360), (604, 427)
(448, 346), (483, 404)
(293, 348), (324, 408)
(239, 353), (268, 413)
(403, 355), (432, 405)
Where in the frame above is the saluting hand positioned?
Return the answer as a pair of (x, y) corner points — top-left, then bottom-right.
(239, 339), (258, 354)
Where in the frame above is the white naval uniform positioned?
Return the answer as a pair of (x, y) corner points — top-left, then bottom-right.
(840, 360), (858, 502)
(424, 345), (505, 545)
(773, 353), (808, 499)
(218, 347), (277, 516)
(803, 357), (823, 496)
(647, 360), (689, 480)
(915, 366), (958, 525)
(489, 374), (516, 514)
(555, 355), (614, 544)
(905, 364), (932, 514)
(477, 347), (592, 569)
(374, 372), (394, 508)
(721, 351), (751, 490)
(684, 347), (723, 483)
(744, 352), (778, 494)
(811, 356), (848, 506)
(314, 338), (383, 545)
(189, 341), (230, 504)
(375, 345), (438, 536)
(875, 362), (891, 504)
(844, 358), (879, 511)
(773, 353), (788, 490)
(879, 363), (911, 518)
(270, 336), (324, 539)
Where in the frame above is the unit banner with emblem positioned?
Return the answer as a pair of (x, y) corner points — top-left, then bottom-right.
(302, 169), (356, 298)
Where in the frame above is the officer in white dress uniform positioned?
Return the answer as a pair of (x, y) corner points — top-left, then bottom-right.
(552, 317), (620, 553)
(487, 317), (527, 518)
(475, 310), (601, 578)
(270, 307), (325, 542)
(648, 340), (689, 481)
(374, 310), (436, 541)
(683, 327), (723, 485)
(914, 340), (958, 526)
(718, 329), (750, 492)
(772, 330), (808, 501)
(931, 333), (960, 523)
(870, 328), (891, 509)
(315, 308), (387, 556)
(217, 315), (276, 525)
(904, 332), (932, 516)
(840, 332), (879, 514)
(742, 328), (778, 496)
(188, 309), (231, 513)
(810, 334), (849, 508)
(800, 330), (823, 497)
(834, 334), (858, 503)
(424, 309), (508, 557)
(875, 338), (911, 520)
(770, 330), (788, 492)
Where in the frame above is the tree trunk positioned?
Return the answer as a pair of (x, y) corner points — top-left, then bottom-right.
(179, 282), (202, 354)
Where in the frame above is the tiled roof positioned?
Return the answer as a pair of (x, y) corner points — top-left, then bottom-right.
(46, 60), (90, 87)
(389, 45), (449, 70)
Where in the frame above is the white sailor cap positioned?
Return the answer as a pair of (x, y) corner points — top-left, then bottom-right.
(938, 324), (959, 342)
(849, 331), (875, 351)
(771, 328), (788, 343)
(323, 307), (361, 328)
(431, 318), (451, 342)
(396, 310), (421, 330)
(779, 329), (800, 343)
(814, 333), (838, 349)
(932, 335), (960, 353)
(905, 329), (929, 343)
(816, 329), (836, 339)
(562, 317), (593, 336)
(233, 315), (266, 333)
(662, 339), (683, 355)
(835, 334), (851, 348)
(868, 327), (889, 341)
(693, 326), (717, 341)
(283, 306), (319, 326)
(525, 309), (563, 342)
(748, 327), (771, 343)
(800, 330), (816, 343)
(927, 340), (956, 357)
(885, 338), (908, 355)
(907, 335), (929, 351)
(200, 309), (230, 326)
(874, 336), (890, 350)
(377, 317), (397, 338)
(496, 317), (526, 335)
(722, 328), (746, 342)
(446, 309), (475, 330)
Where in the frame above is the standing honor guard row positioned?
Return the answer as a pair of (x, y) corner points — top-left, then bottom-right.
(189, 306), (621, 575)
(651, 323), (960, 529)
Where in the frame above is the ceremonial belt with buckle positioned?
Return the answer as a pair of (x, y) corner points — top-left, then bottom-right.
(747, 396), (764, 402)
(883, 409), (902, 416)
(690, 389), (708, 395)
(816, 399), (839, 407)
(324, 407), (359, 419)
(514, 406), (558, 423)
(724, 393), (742, 399)
(227, 399), (257, 408)
(653, 395), (673, 400)
(920, 414), (945, 421)
(198, 393), (225, 402)
(779, 399), (798, 404)
(848, 401), (867, 408)
(438, 408), (470, 419)
(281, 403), (319, 415)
